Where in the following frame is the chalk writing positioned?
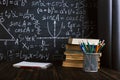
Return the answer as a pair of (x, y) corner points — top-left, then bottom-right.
(0, 50), (50, 61)
(0, 0), (27, 6)
(0, 0), (97, 61)
(32, 0), (68, 7)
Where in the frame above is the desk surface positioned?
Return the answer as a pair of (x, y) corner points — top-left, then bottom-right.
(0, 62), (120, 80)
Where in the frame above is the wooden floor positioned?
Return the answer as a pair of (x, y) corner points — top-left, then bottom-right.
(0, 62), (120, 80)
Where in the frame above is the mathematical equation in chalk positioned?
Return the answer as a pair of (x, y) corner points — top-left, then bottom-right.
(0, 0), (27, 6)
(0, 0), (97, 61)
(0, 50), (50, 61)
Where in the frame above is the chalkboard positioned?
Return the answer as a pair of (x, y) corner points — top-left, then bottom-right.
(0, 0), (97, 61)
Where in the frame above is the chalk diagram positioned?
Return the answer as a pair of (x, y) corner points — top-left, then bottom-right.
(37, 20), (68, 47)
(0, 17), (15, 41)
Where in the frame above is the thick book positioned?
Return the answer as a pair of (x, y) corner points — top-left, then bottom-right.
(63, 60), (83, 64)
(62, 62), (83, 68)
(64, 51), (83, 60)
(62, 60), (83, 68)
(64, 50), (83, 54)
(68, 38), (99, 45)
(65, 54), (84, 60)
(13, 61), (52, 69)
(64, 51), (100, 61)
(62, 61), (100, 69)
(65, 44), (81, 51)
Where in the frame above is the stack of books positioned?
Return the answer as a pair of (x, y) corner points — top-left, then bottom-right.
(62, 44), (84, 68)
(62, 38), (101, 69)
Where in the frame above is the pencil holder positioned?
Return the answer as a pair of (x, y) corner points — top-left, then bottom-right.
(83, 53), (101, 72)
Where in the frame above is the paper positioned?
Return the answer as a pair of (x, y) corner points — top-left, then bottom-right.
(13, 61), (52, 69)
(68, 38), (99, 45)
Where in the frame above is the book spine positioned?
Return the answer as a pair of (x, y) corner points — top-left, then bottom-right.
(66, 44), (81, 51)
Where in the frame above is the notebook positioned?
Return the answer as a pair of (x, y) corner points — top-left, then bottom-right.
(13, 61), (52, 69)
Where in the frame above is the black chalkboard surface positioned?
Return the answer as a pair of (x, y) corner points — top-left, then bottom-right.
(0, 0), (97, 61)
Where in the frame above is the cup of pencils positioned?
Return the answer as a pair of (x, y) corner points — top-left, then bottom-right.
(80, 40), (105, 72)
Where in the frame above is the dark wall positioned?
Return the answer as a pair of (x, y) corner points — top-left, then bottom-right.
(97, 0), (112, 68)
(0, 0), (97, 62)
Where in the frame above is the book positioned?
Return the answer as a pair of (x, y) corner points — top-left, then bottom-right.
(64, 50), (83, 54)
(63, 62), (83, 68)
(65, 55), (100, 61)
(63, 61), (100, 69)
(63, 60), (83, 63)
(68, 38), (99, 45)
(13, 61), (52, 69)
(64, 51), (83, 60)
(62, 60), (83, 68)
(65, 44), (81, 51)
(65, 54), (83, 60)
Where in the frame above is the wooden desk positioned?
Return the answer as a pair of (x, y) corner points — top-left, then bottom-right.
(15, 66), (58, 80)
(0, 62), (120, 80)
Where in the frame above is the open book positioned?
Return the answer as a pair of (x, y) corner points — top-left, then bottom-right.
(13, 61), (52, 69)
